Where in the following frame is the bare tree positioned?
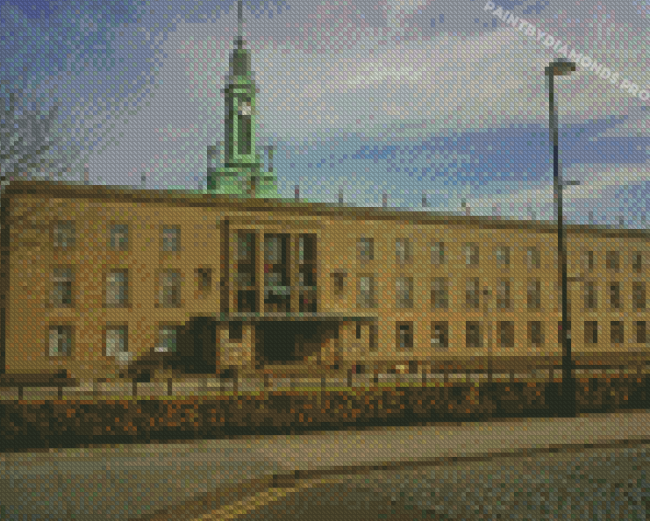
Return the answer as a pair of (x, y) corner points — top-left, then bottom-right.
(0, 89), (72, 185)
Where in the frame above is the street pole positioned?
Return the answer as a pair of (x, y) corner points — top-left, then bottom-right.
(545, 58), (577, 417)
(483, 286), (492, 384)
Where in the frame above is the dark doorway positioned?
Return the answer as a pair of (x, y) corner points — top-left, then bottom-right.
(175, 317), (218, 374)
(256, 321), (338, 366)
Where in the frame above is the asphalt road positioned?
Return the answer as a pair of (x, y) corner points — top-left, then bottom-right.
(0, 410), (649, 520)
(228, 444), (650, 520)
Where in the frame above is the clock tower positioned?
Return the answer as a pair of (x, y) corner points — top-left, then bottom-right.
(208, 0), (275, 197)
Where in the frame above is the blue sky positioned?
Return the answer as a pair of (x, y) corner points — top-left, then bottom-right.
(0, 0), (648, 227)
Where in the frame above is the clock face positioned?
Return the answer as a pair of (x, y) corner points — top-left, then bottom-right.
(238, 101), (252, 116)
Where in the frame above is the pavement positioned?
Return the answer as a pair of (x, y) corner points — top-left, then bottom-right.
(1, 410), (649, 520)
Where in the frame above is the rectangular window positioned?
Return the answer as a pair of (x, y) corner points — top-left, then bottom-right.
(636, 321), (647, 344)
(557, 322), (572, 343)
(611, 321), (624, 344)
(332, 273), (345, 297)
(264, 235), (283, 264)
(395, 277), (413, 308)
(357, 276), (376, 309)
(105, 270), (129, 307)
(396, 322), (413, 350)
(229, 322), (243, 342)
(160, 270), (181, 307)
(430, 241), (445, 265)
(463, 243), (479, 266)
(109, 224), (129, 251)
(358, 238), (374, 262)
(105, 326), (128, 356)
(609, 282), (621, 309)
(53, 221), (75, 249)
(49, 326), (72, 356)
(299, 235), (317, 263)
(495, 246), (510, 267)
(237, 232), (255, 262)
(157, 327), (178, 353)
(465, 278), (480, 309)
(431, 322), (449, 349)
(633, 282), (646, 310)
(497, 321), (515, 348)
(584, 321), (598, 345)
(197, 268), (212, 295)
(584, 281), (597, 310)
(606, 251), (620, 272)
(632, 251), (644, 273)
(50, 268), (73, 307)
(496, 279), (511, 309)
(395, 238), (412, 264)
(369, 324), (378, 352)
(528, 321), (543, 346)
(431, 277), (449, 309)
(527, 279), (541, 310)
(162, 226), (181, 252)
(526, 246), (541, 269)
(582, 250), (594, 272)
(466, 321), (482, 348)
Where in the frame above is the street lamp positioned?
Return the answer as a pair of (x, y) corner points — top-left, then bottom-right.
(545, 58), (577, 417)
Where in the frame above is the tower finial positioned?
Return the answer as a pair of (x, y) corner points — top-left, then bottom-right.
(237, 0), (243, 48)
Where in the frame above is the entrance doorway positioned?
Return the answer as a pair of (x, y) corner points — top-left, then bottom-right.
(255, 321), (338, 366)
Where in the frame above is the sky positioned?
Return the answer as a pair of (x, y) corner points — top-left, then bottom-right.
(0, 0), (648, 227)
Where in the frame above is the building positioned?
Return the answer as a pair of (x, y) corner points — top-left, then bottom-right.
(1, 181), (649, 381)
(0, 3), (648, 382)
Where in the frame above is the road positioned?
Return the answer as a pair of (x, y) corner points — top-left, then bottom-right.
(219, 444), (650, 520)
(0, 410), (649, 520)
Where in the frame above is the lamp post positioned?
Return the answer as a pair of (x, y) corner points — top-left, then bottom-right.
(545, 58), (577, 417)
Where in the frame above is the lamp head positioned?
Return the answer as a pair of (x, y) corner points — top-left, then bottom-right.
(545, 59), (577, 76)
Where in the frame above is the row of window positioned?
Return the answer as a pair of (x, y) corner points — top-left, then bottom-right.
(50, 268), (212, 308)
(52, 222), (646, 274)
(47, 319), (650, 357)
(53, 222), (181, 252)
(347, 276), (647, 311)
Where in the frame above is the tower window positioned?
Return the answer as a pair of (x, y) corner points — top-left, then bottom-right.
(237, 99), (252, 155)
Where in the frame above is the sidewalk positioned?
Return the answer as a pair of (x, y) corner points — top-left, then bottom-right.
(1, 410), (649, 520)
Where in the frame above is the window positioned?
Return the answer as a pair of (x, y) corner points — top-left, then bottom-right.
(162, 226), (181, 252)
(49, 326), (72, 356)
(465, 278), (480, 309)
(356, 323), (362, 339)
(299, 235), (316, 263)
(584, 321), (598, 345)
(528, 321), (543, 346)
(229, 322), (243, 342)
(369, 324), (378, 352)
(632, 251), (644, 273)
(497, 321), (515, 348)
(237, 98), (252, 155)
(197, 268), (212, 295)
(431, 277), (449, 309)
(609, 282), (621, 309)
(332, 273), (345, 297)
(466, 322), (481, 348)
(50, 268), (73, 307)
(358, 238), (374, 262)
(430, 241), (445, 265)
(396, 322), (413, 350)
(496, 279), (511, 309)
(357, 276), (376, 309)
(611, 321), (624, 344)
(557, 322), (572, 343)
(395, 277), (413, 308)
(636, 321), (647, 344)
(53, 221), (75, 249)
(633, 282), (646, 310)
(431, 322), (449, 349)
(606, 251), (620, 272)
(264, 235), (283, 264)
(584, 281), (597, 310)
(395, 238), (412, 264)
(160, 270), (181, 307)
(109, 224), (129, 251)
(157, 327), (178, 353)
(105, 326), (128, 356)
(495, 246), (510, 267)
(237, 232), (255, 262)
(581, 250), (594, 272)
(527, 279), (541, 310)
(105, 270), (129, 307)
(526, 246), (541, 269)
(463, 243), (479, 266)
